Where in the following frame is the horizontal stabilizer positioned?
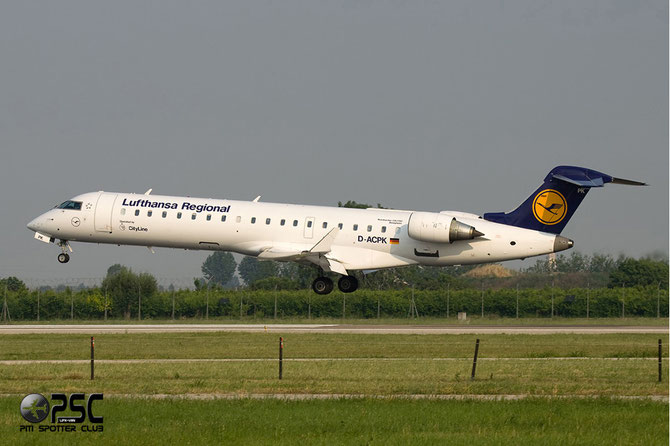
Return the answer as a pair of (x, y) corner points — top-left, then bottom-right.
(551, 174), (605, 188)
(611, 177), (648, 186)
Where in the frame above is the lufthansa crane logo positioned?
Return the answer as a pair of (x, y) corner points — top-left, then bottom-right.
(532, 189), (567, 225)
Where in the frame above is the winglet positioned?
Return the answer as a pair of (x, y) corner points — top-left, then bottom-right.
(144, 188), (153, 195)
(252, 196), (261, 202)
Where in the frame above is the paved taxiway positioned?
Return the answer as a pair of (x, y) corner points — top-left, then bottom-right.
(0, 324), (666, 334)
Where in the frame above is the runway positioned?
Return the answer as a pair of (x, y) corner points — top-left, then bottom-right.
(0, 324), (666, 334)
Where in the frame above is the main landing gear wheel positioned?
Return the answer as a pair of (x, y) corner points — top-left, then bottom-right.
(338, 275), (359, 293)
(312, 277), (334, 295)
(57, 253), (70, 264)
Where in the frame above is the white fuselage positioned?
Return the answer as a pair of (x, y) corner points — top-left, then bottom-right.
(27, 191), (566, 272)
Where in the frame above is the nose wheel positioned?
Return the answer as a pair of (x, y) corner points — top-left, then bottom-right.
(57, 240), (72, 263)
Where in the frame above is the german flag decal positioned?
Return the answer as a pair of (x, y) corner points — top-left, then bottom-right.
(390, 238), (399, 245)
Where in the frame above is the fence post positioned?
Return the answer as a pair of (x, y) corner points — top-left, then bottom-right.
(471, 338), (480, 380)
(206, 284), (209, 320)
(586, 282), (590, 319)
(2, 285), (10, 322)
(516, 284), (519, 319)
(551, 280), (554, 318)
(480, 283), (484, 319)
(447, 283), (450, 319)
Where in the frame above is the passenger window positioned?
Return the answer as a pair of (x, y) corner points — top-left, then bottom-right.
(266, 218), (271, 225)
(177, 212), (182, 219)
(322, 222), (328, 229)
(206, 214), (212, 221)
(307, 220), (313, 228)
(147, 211), (152, 217)
(367, 225), (372, 232)
(236, 216), (241, 223)
(162, 211), (167, 218)
(338, 223), (343, 230)
(381, 226), (386, 233)
(221, 215), (227, 222)
(293, 220), (298, 227)
(353, 224), (358, 231)
(120, 208), (126, 215)
(280, 219), (286, 226)
(251, 217), (256, 224)
(135, 210), (140, 216)
(191, 213), (196, 220)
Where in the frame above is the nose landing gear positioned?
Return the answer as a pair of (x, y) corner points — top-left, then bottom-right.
(57, 240), (72, 264)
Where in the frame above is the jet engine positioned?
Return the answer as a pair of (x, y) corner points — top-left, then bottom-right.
(407, 212), (484, 244)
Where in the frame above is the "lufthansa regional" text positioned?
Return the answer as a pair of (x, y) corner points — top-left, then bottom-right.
(121, 199), (230, 213)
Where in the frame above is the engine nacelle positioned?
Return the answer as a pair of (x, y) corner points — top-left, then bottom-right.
(407, 212), (483, 244)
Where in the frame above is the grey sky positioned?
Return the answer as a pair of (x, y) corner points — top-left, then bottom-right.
(1, 1), (667, 286)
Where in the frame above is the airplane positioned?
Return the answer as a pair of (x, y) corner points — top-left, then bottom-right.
(27, 166), (645, 294)
(22, 398), (49, 419)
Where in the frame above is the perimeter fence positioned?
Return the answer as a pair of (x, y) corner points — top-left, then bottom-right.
(0, 283), (667, 321)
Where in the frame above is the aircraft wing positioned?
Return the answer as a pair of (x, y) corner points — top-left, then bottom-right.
(256, 228), (348, 275)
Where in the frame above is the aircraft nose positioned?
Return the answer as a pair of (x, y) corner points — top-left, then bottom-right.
(27, 215), (45, 232)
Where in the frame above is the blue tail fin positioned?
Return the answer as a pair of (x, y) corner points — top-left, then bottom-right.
(483, 166), (646, 234)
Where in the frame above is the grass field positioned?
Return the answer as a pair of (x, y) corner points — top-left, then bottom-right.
(1, 397), (667, 446)
(0, 330), (667, 444)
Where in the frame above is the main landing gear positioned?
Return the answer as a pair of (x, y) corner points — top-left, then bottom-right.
(57, 240), (72, 264)
(311, 275), (359, 295)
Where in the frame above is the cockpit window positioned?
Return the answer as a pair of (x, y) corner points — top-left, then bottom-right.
(56, 200), (82, 210)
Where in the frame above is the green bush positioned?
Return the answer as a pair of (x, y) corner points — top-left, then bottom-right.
(0, 286), (666, 321)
